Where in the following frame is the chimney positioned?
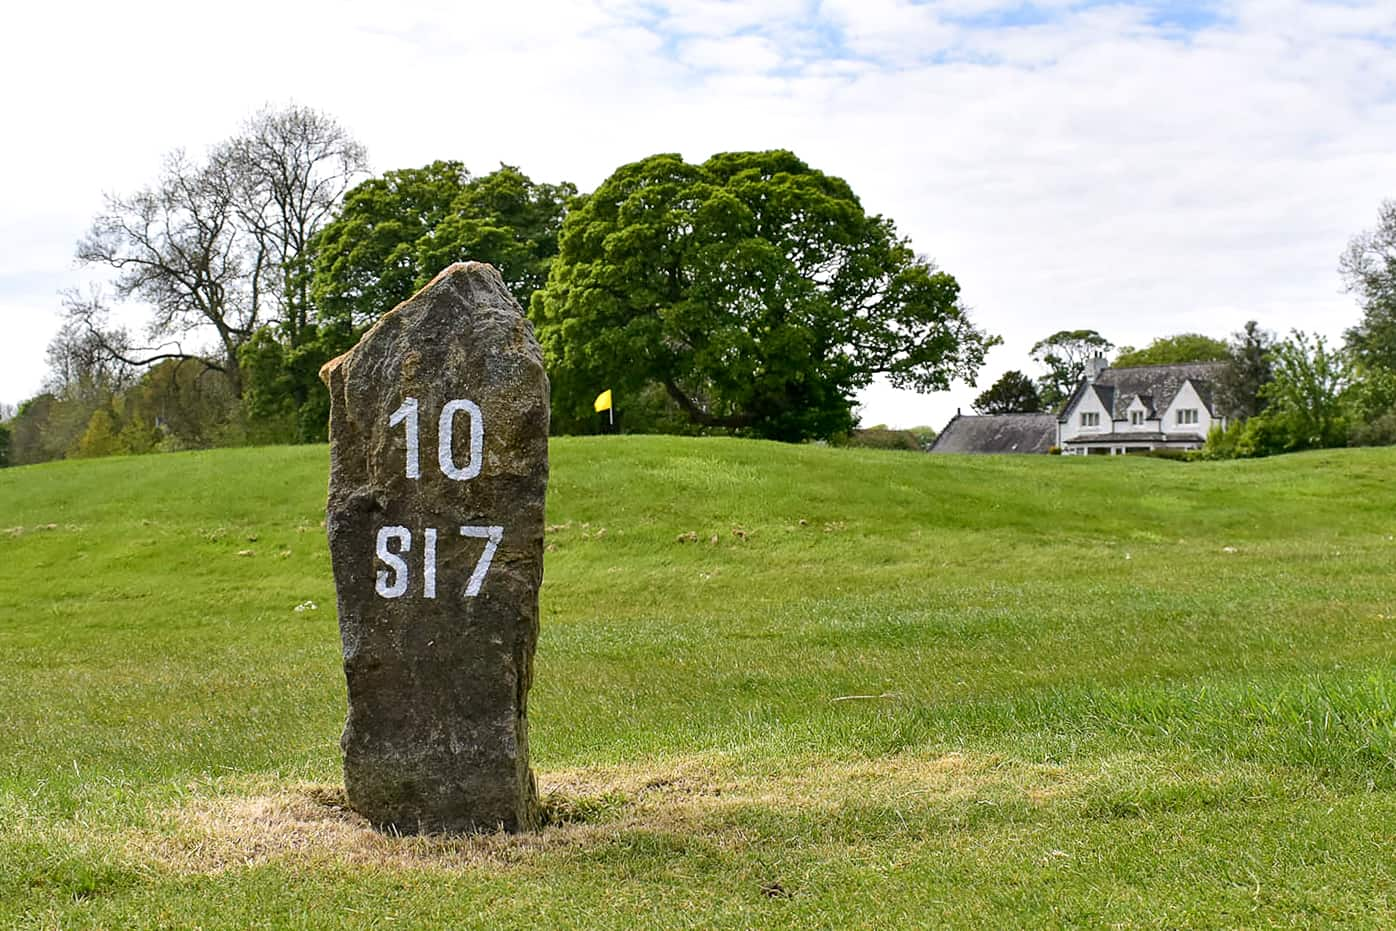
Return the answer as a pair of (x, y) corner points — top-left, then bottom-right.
(1085, 354), (1108, 383)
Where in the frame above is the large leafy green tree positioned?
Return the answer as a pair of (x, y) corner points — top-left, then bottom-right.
(416, 166), (574, 307)
(973, 370), (1042, 414)
(1113, 333), (1229, 367)
(1030, 330), (1113, 409)
(295, 161), (572, 442)
(310, 161), (574, 329)
(532, 150), (996, 441)
(309, 161), (472, 329)
(1236, 331), (1349, 456)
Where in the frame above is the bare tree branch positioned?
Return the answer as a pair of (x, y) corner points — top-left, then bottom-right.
(76, 149), (254, 396)
(58, 287), (224, 379)
(217, 105), (368, 345)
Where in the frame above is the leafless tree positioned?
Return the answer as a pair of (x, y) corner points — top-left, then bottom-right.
(76, 150), (261, 396)
(218, 105), (368, 347)
(1340, 198), (1396, 370)
(45, 292), (137, 399)
(71, 106), (367, 398)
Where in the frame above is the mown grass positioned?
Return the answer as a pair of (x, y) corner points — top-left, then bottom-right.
(1, 438), (1394, 928)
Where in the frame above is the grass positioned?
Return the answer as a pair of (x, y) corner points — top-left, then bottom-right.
(1, 437), (1394, 928)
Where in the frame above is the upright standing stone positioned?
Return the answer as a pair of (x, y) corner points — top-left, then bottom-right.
(320, 262), (548, 834)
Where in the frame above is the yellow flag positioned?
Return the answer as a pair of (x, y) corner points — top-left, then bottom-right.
(593, 389), (613, 413)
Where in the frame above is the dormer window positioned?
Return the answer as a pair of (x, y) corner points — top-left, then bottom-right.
(1080, 412), (1100, 428)
(1176, 409), (1198, 425)
(1130, 411), (1143, 425)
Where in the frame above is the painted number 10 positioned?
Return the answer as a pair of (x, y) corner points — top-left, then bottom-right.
(376, 525), (503, 599)
(388, 397), (483, 480)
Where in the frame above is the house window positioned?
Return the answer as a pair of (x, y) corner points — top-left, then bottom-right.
(1080, 412), (1100, 428)
(1175, 409), (1198, 425)
(1130, 411), (1143, 425)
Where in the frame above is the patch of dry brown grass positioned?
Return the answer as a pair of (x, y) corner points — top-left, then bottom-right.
(130, 751), (1078, 875)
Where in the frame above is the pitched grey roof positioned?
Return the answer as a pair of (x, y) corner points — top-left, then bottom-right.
(929, 413), (1057, 454)
(1092, 384), (1116, 415)
(1058, 361), (1228, 422)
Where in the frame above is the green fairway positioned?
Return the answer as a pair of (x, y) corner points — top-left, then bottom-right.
(2, 438), (1395, 928)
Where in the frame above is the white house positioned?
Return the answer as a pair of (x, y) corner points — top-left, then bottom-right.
(1057, 358), (1229, 455)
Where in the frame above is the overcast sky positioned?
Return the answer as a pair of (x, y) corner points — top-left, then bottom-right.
(2, 0), (1393, 430)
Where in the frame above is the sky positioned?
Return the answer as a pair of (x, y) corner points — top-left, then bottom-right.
(2, 0), (1393, 430)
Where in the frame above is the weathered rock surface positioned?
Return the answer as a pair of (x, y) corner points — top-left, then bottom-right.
(320, 262), (548, 834)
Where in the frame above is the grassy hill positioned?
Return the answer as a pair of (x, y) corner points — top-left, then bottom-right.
(2, 438), (1395, 928)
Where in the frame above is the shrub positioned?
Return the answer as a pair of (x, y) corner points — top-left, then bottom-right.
(1350, 410), (1396, 447)
(1200, 421), (1246, 459)
(843, 427), (924, 452)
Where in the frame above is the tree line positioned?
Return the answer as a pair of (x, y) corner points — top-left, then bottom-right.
(2, 106), (995, 465)
(3, 103), (1394, 465)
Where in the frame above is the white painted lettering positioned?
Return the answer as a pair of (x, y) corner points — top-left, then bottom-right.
(459, 525), (504, 597)
(375, 526), (411, 598)
(388, 397), (420, 479)
(423, 527), (438, 599)
(438, 399), (484, 481)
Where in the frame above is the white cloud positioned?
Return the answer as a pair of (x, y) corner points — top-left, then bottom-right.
(680, 34), (787, 72)
(649, 0), (810, 38)
(821, 0), (960, 62)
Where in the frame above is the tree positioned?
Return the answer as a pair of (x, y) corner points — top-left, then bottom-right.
(123, 359), (242, 450)
(44, 308), (136, 401)
(297, 161), (572, 442)
(1237, 331), (1349, 456)
(1216, 320), (1276, 419)
(70, 107), (369, 444)
(72, 407), (124, 459)
(1030, 330), (1113, 409)
(1340, 199), (1396, 371)
(10, 313), (142, 463)
(208, 107), (368, 442)
(7, 394), (61, 466)
(76, 150), (259, 397)
(973, 370), (1043, 414)
(1347, 365), (1396, 446)
(310, 161), (469, 330)
(219, 105), (368, 350)
(1113, 333), (1229, 367)
(73, 105), (365, 433)
(532, 150), (997, 441)
(415, 165), (575, 308)
(311, 161), (574, 329)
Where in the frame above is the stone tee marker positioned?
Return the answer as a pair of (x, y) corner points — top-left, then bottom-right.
(320, 262), (548, 834)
